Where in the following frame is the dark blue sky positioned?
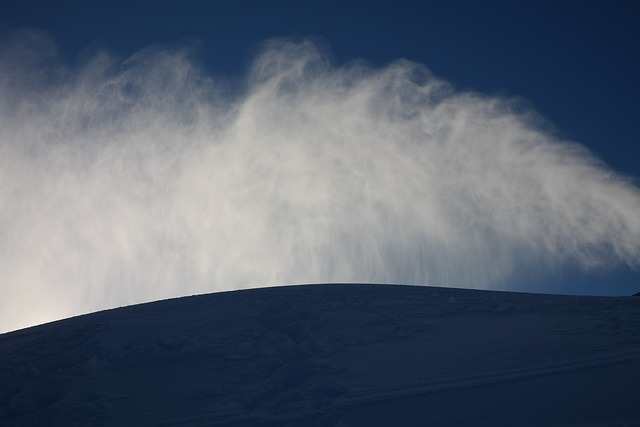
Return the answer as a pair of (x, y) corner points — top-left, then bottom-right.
(3, 0), (639, 177)
(1, 0), (639, 297)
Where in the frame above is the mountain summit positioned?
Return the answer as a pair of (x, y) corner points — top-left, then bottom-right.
(2, 284), (639, 426)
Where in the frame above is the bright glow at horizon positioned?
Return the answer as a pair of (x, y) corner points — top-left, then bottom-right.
(1, 30), (639, 333)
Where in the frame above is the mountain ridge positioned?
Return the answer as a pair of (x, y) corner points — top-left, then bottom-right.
(2, 284), (639, 426)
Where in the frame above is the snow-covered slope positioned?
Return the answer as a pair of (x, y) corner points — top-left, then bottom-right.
(1, 284), (639, 426)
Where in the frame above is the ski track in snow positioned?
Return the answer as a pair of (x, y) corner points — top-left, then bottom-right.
(338, 348), (640, 407)
(1, 284), (640, 426)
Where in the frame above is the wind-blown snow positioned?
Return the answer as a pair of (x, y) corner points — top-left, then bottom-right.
(1, 30), (640, 332)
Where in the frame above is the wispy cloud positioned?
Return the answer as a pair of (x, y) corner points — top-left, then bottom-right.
(1, 31), (639, 332)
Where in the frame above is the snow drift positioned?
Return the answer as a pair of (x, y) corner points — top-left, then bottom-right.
(1, 284), (639, 426)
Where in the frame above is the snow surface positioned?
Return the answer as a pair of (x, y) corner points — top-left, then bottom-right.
(1, 284), (639, 426)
